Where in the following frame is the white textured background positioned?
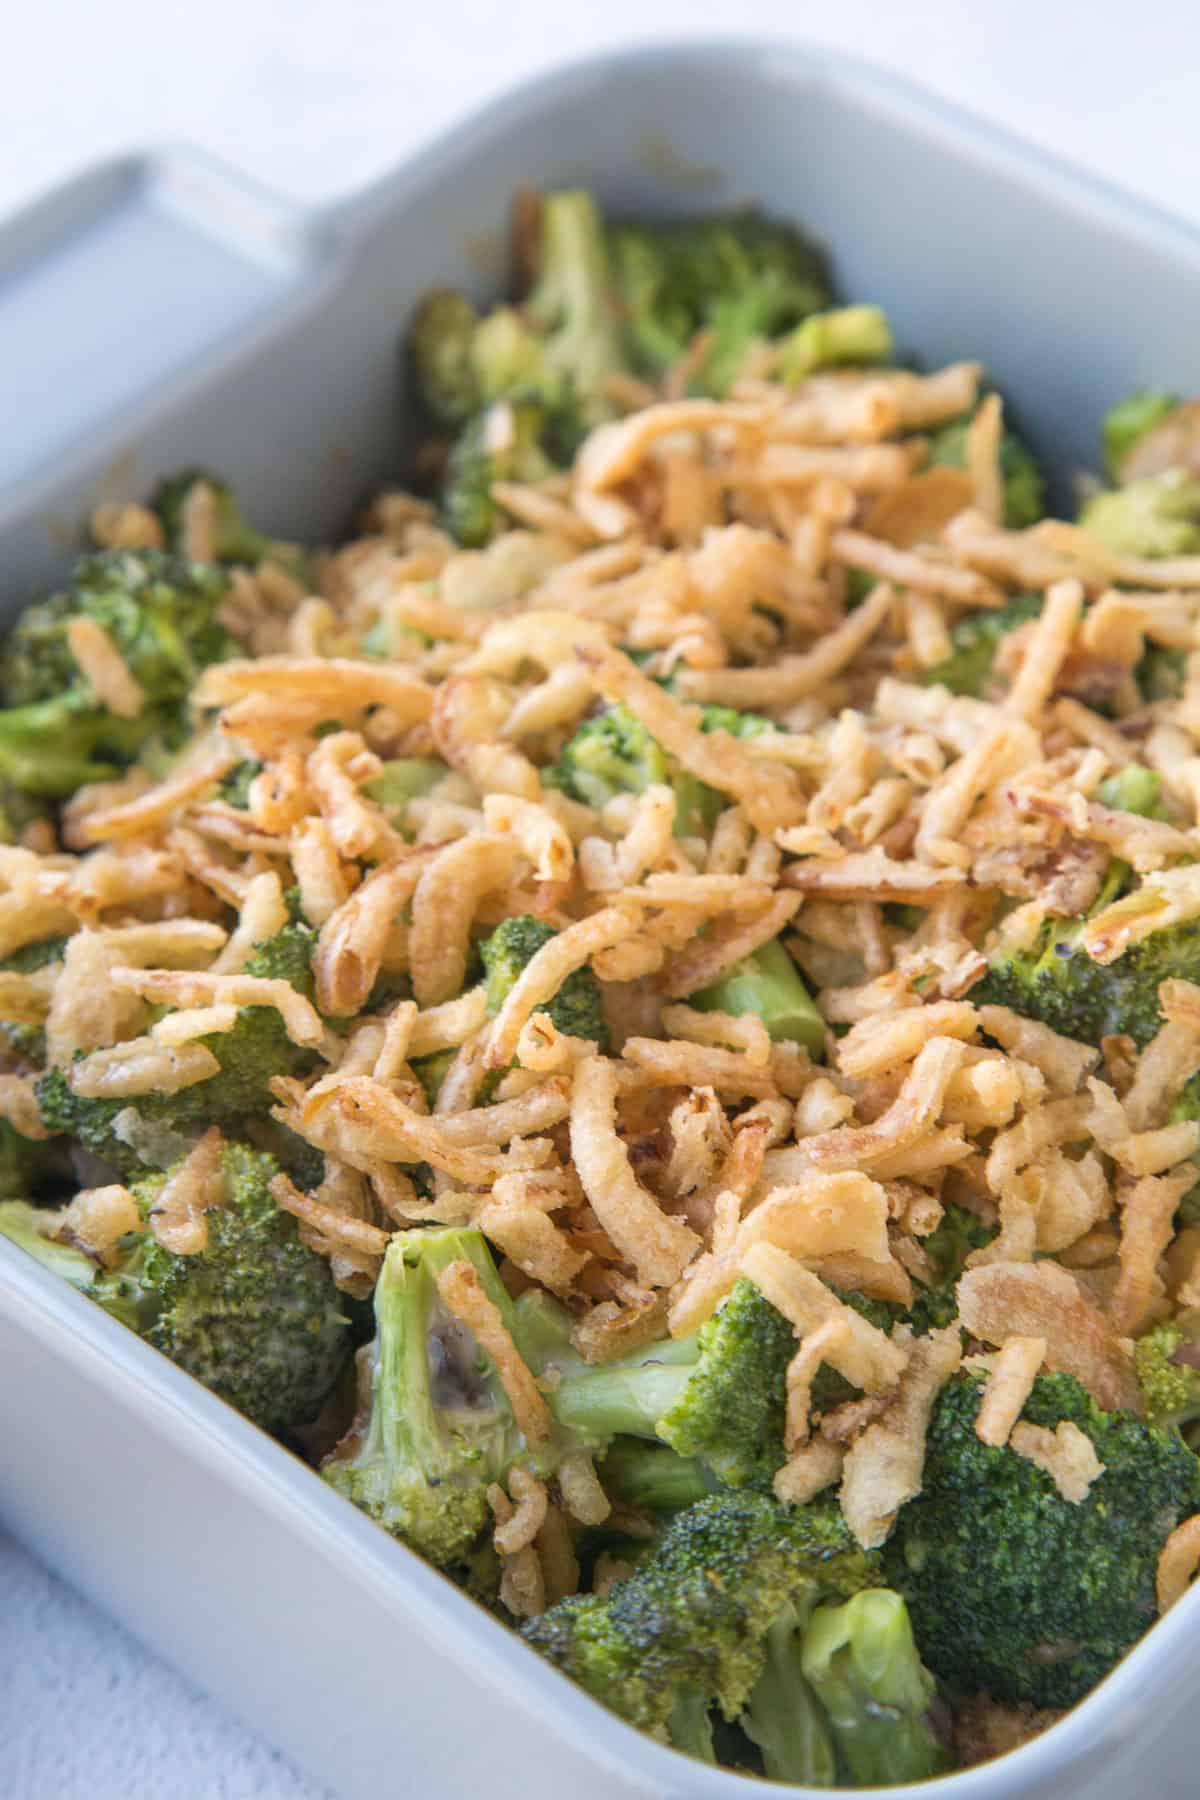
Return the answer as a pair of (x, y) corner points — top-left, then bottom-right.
(3, 3), (1199, 1795)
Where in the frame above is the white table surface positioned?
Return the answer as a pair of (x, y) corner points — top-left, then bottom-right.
(2, 3), (1199, 1794)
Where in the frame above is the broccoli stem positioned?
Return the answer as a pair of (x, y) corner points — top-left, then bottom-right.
(597, 1439), (713, 1514)
(549, 1339), (699, 1441)
(801, 1590), (951, 1786)
(0, 1201), (97, 1291)
(1096, 764), (1163, 817)
(667, 1691), (717, 1764)
(741, 1602), (837, 1787)
(688, 938), (824, 1058)
(777, 305), (892, 383)
(364, 757), (448, 815)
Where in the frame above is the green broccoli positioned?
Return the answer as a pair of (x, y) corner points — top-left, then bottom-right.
(330, 1241), (797, 1570)
(1115, 396), (1200, 483)
(113, 1142), (347, 1433)
(927, 416), (1046, 529)
(543, 700), (772, 838)
(217, 758), (262, 810)
(974, 756), (1187, 1046)
(412, 191), (626, 543)
(439, 400), (560, 547)
(1102, 389), (1178, 480)
(905, 1203), (997, 1335)
(1096, 763), (1165, 817)
(480, 913), (607, 1048)
(800, 1589), (951, 1786)
(414, 192), (624, 436)
(322, 1227), (538, 1570)
(776, 305), (893, 384)
(595, 1439), (714, 1515)
(522, 1491), (876, 1749)
(542, 703), (670, 808)
(364, 756), (448, 820)
(886, 1370), (1200, 1707)
(1079, 469), (1200, 558)
(0, 1199), (99, 1291)
(1, 549), (233, 719)
(408, 289), (486, 428)
(152, 469), (306, 576)
(610, 209), (831, 396)
(523, 190), (627, 426)
(687, 937), (825, 1059)
(1, 1147), (350, 1436)
(0, 693), (153, 800)
(739, 1598), (838, 1785)
(922, 592), (1043, 698)
(0, 549), (237, 807)
(973, 912), (1200, 1051)
(1135, 1318), (1200, 1435)
(36, 919), (321, 1175)
(412, 1046), (457, 1111)
(524, 1276), (796, 1491)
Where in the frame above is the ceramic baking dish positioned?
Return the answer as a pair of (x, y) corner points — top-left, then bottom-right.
(3, 39), (1200, 1800)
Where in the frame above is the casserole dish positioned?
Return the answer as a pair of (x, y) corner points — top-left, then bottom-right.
(4, 38), (1200, 1798)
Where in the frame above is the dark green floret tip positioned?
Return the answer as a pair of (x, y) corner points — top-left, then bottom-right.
(480, 913), (607, 1048)
(886, 1370), (1200, 1707)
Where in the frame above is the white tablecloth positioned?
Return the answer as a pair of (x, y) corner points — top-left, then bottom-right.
(2, 3), (1198, 1793)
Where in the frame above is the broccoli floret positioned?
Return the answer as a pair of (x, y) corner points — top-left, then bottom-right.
(800, 1588), (951, 1785)
(523, 190), (627, 428)
(408, 290), (485, 428)
(322, 1227), (540, 1569)
(776, 305), (893, 383)
(413, 191), (627, 544)
(1079, 469), (1200, 558)
(544, 700), (771, 839)
(973, 913), (1200, 1051)
(152, 469), (306, 576)
(522, 1491), (876, 1743)
(972, 762), (1178, 1044)
(542, 703), (670, 808)
(922, 592), (1043, 698)
(886, 1370), (1200, 1707)
(687, 937), (824, 1059)
(1102, 389), (1178, 480)
(480, 913), (607, 1049)
(36, 920), (320, 1174)
(610, 209), (831, 396)
(529, 1277), (796, 1491)
(1135, 1319), (1200, 1434)
(440, 400), (559, 547)
(0, 1199), (99, 1291)
(927, 415), (1046, 529)
(1, 549), (233, 720)
(905, 1203), (997, 1335)
(0, 692), (151, 799)
(0, 550), (237, 807)
(93, 1142), (348, 1435)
